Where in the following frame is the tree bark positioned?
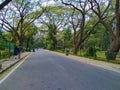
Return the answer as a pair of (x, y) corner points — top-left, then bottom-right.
(0, 0), (12, 10)
(106, 0), (120, 60)
(101, 22), (120, 60)
(74, 45), (79, 55)
(106, 38), (120, 60)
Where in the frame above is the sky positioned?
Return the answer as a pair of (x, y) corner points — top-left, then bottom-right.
(41, 0), (56, 6)
(31, 0), (58, 7)
(0, 0), (58, 7)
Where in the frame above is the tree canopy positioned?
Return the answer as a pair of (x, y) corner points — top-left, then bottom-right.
(0, 0), (120, 60)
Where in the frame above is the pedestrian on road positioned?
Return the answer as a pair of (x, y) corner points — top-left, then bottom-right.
(33, 48), (35, 52)
(65, 48), (70, 56)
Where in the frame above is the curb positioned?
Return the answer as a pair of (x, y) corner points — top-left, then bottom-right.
(0, 53), (31, 74)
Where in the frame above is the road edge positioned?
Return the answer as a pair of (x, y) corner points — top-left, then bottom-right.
(0, 52), (31, 74)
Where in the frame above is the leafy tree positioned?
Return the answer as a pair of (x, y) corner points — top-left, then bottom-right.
(89, 0), (120, 60)
(63, 27), (72, 49)
(24, 23), (38, 51)
(85, 46), (96, 57)
(40, 6), (67, 50)
(42, 31), (52, 50)
(46, 24), (55, 50)
(100, 30), (110, 51)
(60, 0), (99, 54)
(86, 23), (110, 51)
(0, 0), (45, 47)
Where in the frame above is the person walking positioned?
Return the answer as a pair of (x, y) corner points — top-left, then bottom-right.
(14, 46), (19, 59)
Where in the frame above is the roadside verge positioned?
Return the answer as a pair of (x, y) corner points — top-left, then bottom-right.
(0, 52), (31, 74)
(48, 50), (120, 73)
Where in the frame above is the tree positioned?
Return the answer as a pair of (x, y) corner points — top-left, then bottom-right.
(39, 6), (66, 50)
(0, 0), (46, 58)
(24, 23), (38, 51)
(100, 30), (110, 51)
(63, 27), (72, 49)
(61, 0), (99, 54)
(46, 24), (55, 50)
(89, 0), (120, 60)
(0, 0), (45, 47)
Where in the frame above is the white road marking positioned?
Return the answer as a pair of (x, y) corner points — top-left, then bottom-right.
(0, 55), (30, 84)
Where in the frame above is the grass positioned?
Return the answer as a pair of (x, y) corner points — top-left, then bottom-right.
(83, 51), (120, 64)
(56, 49), (120, 64)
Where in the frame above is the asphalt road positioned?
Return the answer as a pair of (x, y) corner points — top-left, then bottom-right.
(0, 49), (120, 90)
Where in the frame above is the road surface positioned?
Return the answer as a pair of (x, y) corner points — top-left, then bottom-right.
(0, 49), (120, 90)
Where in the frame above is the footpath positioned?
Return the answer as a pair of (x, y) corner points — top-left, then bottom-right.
(50, 51), (120, 74)
(0, 52), (31, 74)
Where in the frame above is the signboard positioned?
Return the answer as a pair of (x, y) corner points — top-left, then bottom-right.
(9, 43), (14, 52)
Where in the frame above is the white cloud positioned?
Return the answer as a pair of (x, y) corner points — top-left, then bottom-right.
(42, 0), (55, 6)
(30, 0), (39, 3)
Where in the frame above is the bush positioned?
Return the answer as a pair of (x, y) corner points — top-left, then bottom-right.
(105, 51), (117, 60)
(47, 44), (53, 50)
(0, 50), (11, 59)
(96, 47), (101, 51)
(84, 46), (96, 57)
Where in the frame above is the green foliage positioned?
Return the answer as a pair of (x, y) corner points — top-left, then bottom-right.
(105, 51), (117, 60)
(47, 24), (55, 50)
(85, 34), (99, 48)
(2, 32), (13, 41)
(42, 24), (55, 50)
(26, 9), (45, 19)
(46, 6), (72, 14)
(0, 0), (119, 61)
(84, 23), (110, 51)
(95, 47), (101, 51)
(0, 39), (9, 50)
(63, 27), (72, 48)
(100, 30), (110, 50)
(84, 46), (96, 57)
(47, 41), (53, 50)
(0, 50), (11, 59)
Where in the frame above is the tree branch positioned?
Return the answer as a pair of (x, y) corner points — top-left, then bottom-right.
(0, 0), (12, 10)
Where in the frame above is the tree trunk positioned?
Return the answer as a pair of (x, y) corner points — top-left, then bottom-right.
(73, 43), (80, 55)
(106, 0), (120, 60)
(52, 26), (57, 51)
(18, 38), (24, 59)
(74, 47), (79, 55)
(106, 38), (120, 60)
(19, 39), (23, 47)
(26, 40), (30, 51)
(53, 38), (57, 51)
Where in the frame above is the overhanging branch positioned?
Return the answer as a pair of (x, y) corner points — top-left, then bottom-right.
(0, 0), (12, 10)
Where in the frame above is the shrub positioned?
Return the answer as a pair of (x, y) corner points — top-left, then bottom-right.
(84, 46), (96, 57)
(96, 47), (101, 51)
(0, 50), (11, 59)
(105, 51), (117, 60)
